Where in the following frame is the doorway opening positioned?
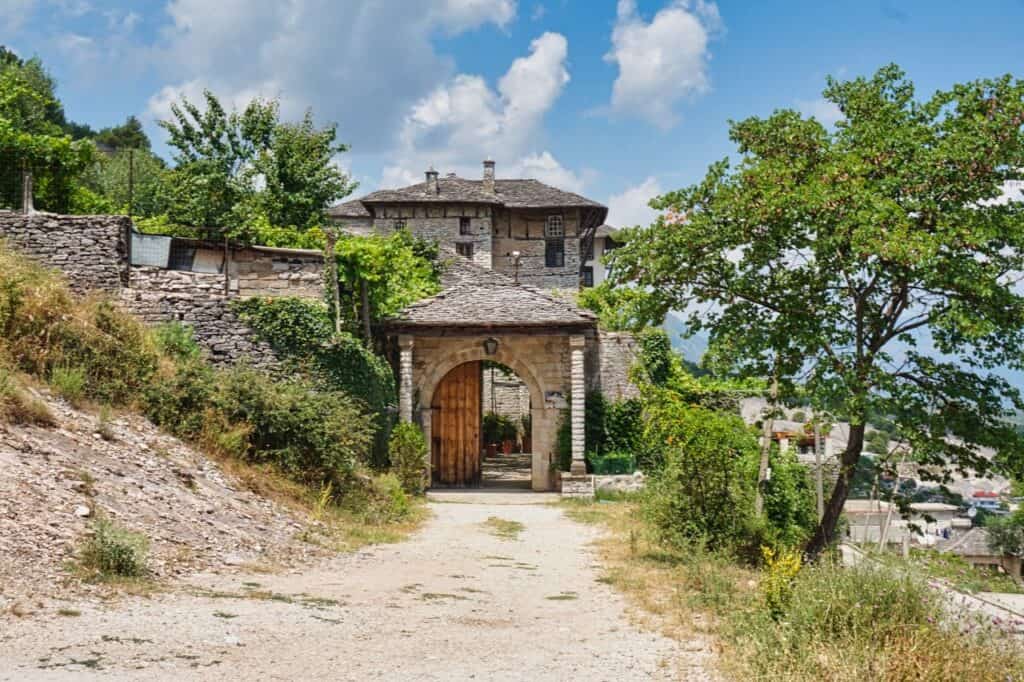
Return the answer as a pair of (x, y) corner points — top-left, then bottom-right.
(429, 360), (533, 489)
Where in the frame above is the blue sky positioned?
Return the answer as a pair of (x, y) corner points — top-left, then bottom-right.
(3, 0), (1024, 227)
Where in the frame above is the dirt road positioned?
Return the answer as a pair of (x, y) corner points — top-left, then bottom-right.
(1, 495), (712, 681)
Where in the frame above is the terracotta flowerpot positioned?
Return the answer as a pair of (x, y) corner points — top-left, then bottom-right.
(502, 440), (513, 455)
(486, 443), (497, 458)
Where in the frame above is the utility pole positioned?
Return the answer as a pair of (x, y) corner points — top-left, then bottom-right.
(814, 420), (825, 521)
(755, 366), (779, 516)
(21, 161), (33, 214)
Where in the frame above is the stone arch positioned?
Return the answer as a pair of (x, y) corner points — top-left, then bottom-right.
(416, 342), (546, 416)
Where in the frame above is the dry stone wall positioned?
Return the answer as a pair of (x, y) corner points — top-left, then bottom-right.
(230, 248), (324, 299)
(121, 267), (280, 368)
(0, 211), (128, 292)
(588, 331), (641, 400)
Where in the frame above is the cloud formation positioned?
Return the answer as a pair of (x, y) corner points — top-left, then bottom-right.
(607, 176), (663, 228)
(382, 32), (584, 192)
(145, 0), (518, 154)
(796, 97), (843, 126)
(605, 0), (721, 130)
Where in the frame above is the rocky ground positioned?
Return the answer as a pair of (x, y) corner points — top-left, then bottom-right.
(0, 388), (326, 614)
(0, 497), (715, 681)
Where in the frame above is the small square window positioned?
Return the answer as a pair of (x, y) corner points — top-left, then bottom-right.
(393, 218), (407, 231)
(545, 239), (564, 268)
(544, 215), (564, 238)
(459, 217), (473, 235)
(582, 266), (594, 287)
(456, 242), (474, 259)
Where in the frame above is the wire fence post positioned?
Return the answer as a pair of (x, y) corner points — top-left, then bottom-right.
(21, 161), (33, 215)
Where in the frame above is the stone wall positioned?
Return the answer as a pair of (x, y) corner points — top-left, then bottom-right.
(372, 204), (493, 270)
(0, 211), (128, 292)
(121, 266), (279, 368)
(229, 247), (323, 299)
(482, 366), (531, 418)
(492, 208), (581, 290)
(587, 331), (640, 400)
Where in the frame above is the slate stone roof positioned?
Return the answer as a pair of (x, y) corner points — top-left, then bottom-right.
(327, 199), (371, 218)
(328, 175), (607, 216)
(940, 527), (997, 557)
(387, 249), (597, 331)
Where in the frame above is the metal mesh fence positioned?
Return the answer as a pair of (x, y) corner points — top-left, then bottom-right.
(0, 152), (26, 211)
(0, 151), (79, 213)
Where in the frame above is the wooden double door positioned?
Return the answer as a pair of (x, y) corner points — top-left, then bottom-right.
(431, 361), (481, 487)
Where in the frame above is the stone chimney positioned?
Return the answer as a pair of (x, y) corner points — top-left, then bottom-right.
(482, 158), (495, 194)
(425, 166), (439, 194)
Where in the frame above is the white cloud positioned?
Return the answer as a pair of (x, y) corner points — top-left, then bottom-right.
(0, 0), (37, 33)
(796, 97), (843, 126)
(607, 176), (662, 228)
(146, 0), (518, 154)
(382, 32), (584, 192)
(604, 0), (721, 130)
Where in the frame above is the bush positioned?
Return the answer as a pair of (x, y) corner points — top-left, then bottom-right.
(587, 450), (636, 475)
(347, 473), (413, 524)
(641, 391), (758, 551)
(79, 516), (149, 578)
(233, 297), (396, 467)
(152, 322), (202, 361)
(141, 358), (217, 439)
(388, 422), (428, 495)
(214, 366), (374, 490)
(50, 364), (87, 405)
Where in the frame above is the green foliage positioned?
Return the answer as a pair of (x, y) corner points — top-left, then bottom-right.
(93, 115), (150, 151)
(388, 423), (429, 496)
(641, 392), (759, 550)
(986, 510), (1024, 557)
(483, 412), (517, 445)
(152, 322), (202, 361)
(346, 473), (414, 524)
(0, 366), (55, 426)
(587, 451), (636, 475)
(760, 545), (802, 618)
(637, 328), (673, 386)
(83, 148), (169, 218)
(577, 282), (660, 332)
(79, 516), (148, 578)
(50, 364), (86, 405)
(141, 358), (216, 439)
(214, 366), (372, 488)
(612, 64), (1024, 555)
(761, 445), (818, 547)
(158, 90), (354, 234)
(232, 296), (396, 466)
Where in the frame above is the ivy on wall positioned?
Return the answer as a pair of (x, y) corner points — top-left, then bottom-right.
(233, 296), (397, 466)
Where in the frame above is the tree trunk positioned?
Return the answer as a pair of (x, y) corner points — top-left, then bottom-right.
(804, 422), (866, 560)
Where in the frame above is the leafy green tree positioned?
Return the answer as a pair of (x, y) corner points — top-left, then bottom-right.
(94, 115), (150, 151)
(0, 52), (94, 211)
(159, 90), (352, 234)
(577, 281), (660, 332)
(83, 148), (168, 217)
(612, 65), (1024, 558)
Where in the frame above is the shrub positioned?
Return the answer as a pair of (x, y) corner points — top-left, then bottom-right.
(760, 445), (818, 547)
(79, 516), (149, 578)
(214, 366), (374, 490)
(140, 358), (217, 439)
(760, 545), (801, 618)
(50, 364), (87, 405)
(388, 422), (428, 495)
(587, 450), (636, 475)
(152, 322), (202, 361)
(347, 473), (413, 524)
(641, 391), (758, 551)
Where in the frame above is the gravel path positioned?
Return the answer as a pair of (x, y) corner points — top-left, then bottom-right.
(1, 497), (711, 681)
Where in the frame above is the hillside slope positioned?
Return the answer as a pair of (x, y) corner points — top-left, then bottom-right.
(0, 385), (327, 613)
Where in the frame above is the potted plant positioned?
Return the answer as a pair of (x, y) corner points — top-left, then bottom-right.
(500, 416), (518, 455)
(482, 412), (501, 457)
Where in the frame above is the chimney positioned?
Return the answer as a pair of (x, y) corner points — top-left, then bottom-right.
(425, 166), (439, 194)
(482, 158), (495, 194)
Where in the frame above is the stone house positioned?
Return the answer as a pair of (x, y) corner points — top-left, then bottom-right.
(330, 161), (636, 494)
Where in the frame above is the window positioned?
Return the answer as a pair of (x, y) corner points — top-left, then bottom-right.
(584, 240), (595, 262)
(393, 218), (406, 231)
(459, 217), (473, 235)
(582, 266), (594, 288)
(456, 242), (474, 259)
(544, 215), (564, 238)
(545, 239), (564, 268)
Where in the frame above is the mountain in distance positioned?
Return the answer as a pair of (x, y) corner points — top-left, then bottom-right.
(663, 311), (708, 365)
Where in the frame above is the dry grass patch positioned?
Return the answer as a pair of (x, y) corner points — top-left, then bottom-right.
(482, 516), (524, 540)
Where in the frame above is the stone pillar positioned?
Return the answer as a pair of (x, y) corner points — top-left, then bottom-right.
(570, 335), (586, 475)
(398, 335), (414, 423)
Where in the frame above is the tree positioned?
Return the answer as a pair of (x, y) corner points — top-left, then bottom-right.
(94, 115), (150, 151)
(83, 148), (168, 217)
(612, 65), (1024, 559)
(159, 90), (353, 234)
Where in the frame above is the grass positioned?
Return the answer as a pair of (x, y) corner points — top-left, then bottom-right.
(483, 516), (525, 540)
(56, 608), (81, 617)
(564, 498), (1024, 681)
(77, 516), (149, 579)
(0, 368), (56, 426)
